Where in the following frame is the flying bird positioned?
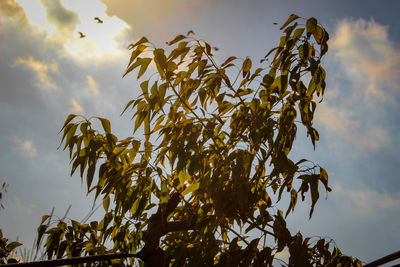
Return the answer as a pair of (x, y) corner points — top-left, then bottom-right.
(187, 30), (195, 36)
(94, 17), (103, 24)
(78, 32), (86, 38)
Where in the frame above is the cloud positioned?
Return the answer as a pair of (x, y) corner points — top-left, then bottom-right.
(315, 18), (400, 152)
(71, 98), (84, 113)
(331, 182), (400, 216)
(13, 56), (59, 89)
(0, 0), (28, 27)
(100, 0), (205, 41)
(38, 0), (80, 32)
(329, 18), (400, 100)
(87, 75), (99, 95)
(10, 137), (38, 158)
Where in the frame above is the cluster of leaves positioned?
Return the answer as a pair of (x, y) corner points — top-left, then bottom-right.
(38, 15), (361, 266)
(0, 182), (22, 264)
(0, 230), (22, 264)
(37, 216), (109, 260)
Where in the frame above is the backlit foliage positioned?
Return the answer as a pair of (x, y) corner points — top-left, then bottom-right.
(38, 15), (361, 266)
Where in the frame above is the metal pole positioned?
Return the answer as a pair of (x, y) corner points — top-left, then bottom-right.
(4, 253), (137, 266)
(364, 250), (400, 267)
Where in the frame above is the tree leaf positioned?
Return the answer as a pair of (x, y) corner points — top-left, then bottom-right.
(40, 215), (51, 225)
(103, 195), (110, 212)
(182, 182), (199, 196)
(306, 17), (318, 36)
(242, 57), (252, 78)
(98, 117), (111, 134)
(137, 58), (152, 79)
(166, 34), (186, 46)
(221, 56), (237, 67)
(280, 14), (299, 30)
(6, 241), (22, 251)
(60, 114), (76, 133)
(128, 37), (149, 50)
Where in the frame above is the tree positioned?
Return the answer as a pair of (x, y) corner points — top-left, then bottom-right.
(37, 14), (361, 266)
(0, 182), (22, 264)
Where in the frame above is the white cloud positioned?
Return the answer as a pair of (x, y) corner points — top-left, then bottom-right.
(329, 18), (400, 99)
(70, 98), (84, 113)
(13, 56), (59, 89)
(331, 182), (400, 216)
(10, 137), (38, 157)
(14, 0), (132, 65)
(87, 75), (99, 95)
(315, 18), (400, 152)
(39, 0), (80, 32)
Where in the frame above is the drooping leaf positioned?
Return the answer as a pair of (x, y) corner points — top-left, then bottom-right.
(280, 14), (299, 30)
(221, 56), (237, 67)
(242, 57), (252, 78)
(306, 17), (318, 36)
(137, 58), (152, 79)
(103, 195), (110, 212)
(166, 34), (186, 46)
(98, 117), (111, 134)
(60, 114), (77, 133)
(128, 37), (149, 50)
(6, 241), (22, 251)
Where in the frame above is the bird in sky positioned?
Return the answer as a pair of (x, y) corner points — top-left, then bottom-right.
(187, 30), (195, 36)
(78, 32), (86, 38)
(94, 17), (103, 24)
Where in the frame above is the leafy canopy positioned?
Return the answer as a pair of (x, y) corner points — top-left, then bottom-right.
(38, 15), (361, 266)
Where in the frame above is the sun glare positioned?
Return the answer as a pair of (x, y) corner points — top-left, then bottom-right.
(15, 0), (131, 65)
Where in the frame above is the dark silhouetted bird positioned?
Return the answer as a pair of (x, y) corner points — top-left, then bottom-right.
(213, 47), (219, 51)
(78, 32), (86, 38)
(94, 17), (103, 24)
(187, 30), (195, 36)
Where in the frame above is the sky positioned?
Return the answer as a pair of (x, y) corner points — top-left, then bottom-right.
(0, 0), (399, 265)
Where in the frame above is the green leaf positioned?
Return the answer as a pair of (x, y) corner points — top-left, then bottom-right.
(98, 117), (111, 134)
(299, 43), (311, 60)
(306, 17), (318, 36)
(292, 28), (305, 40)
(63, 123), (78, 150)
(309, 174), (319, 218)
(127, 44), (146, 68)
(6, 241), (22, 251)
(123, 57), (144, 78)
(87, 164), (95, 190)
(275, 74), (288, 94)
(221, 56), (237, 67)
(103, 195), (110, 212)
(153, 49), (167, 77)
(242, 57), (252, 78)
(280, 14), (299, 30)
(182, 181), (199, 196)
(166, 34), (186, 45)
(160, 181), (169, 204)
(140, 80), (149, 101)
(137, 58), (152, 79)
(128, 37), (149, 50)
(60, 114), (76, 133)
(37, 224), (48, 248)
(40, 215), (51, 225)
(313, 25), (325, 44)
